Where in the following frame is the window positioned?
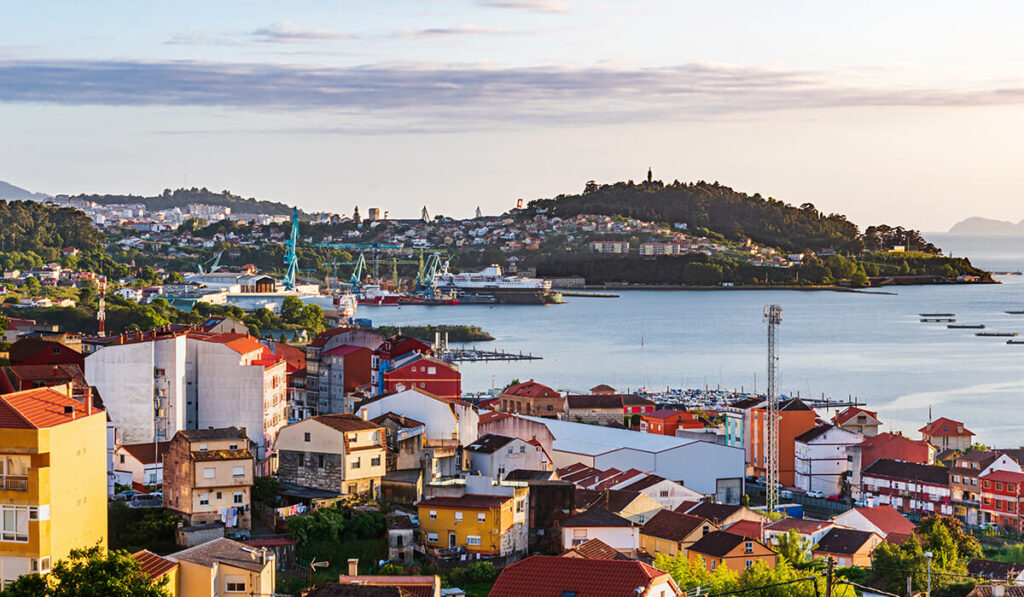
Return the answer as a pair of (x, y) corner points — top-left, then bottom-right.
(455, 511), (463, 521)
(318, 455), (325, 469)
(229, 443), (238, 450)
(953, 475), (961, 483)
(429, 510), (437, 520)
(746, 560), (754, 569)
(203, 467), (215, 479)
(466, 535), (481, 546)
(984, 480), (991, 489)
(997, 482), (1004, 491)
(298, 454), (305, 467)
(119, 454), (125, 464)
(351, 457), (361, 469)
(198, 443), (208, 452)
(744, 542), (753, 554)
(199, 493), (209, 506)
(304, 432), (311, 442)
(547, 404), (553, 411)
(234, 492), (243, 504)
(1, 505), (31, 542)
(36, 557), (50, 573)
(371, 456), (381, 467)
(348, 484), (358, 494)
(660, 490), (669, 497)
(703, 525), (710, 535)
(508, 447), (514, 455)
(710, 561), (717, 571)
(427, 532), (439, 543)
(226, 577), (246, 593)
(216, 492), (223, 499)
(519, 445), (526, 454)
(232, 466), (244, 477)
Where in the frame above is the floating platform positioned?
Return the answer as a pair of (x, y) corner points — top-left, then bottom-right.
(977, 332), (1019, 337)
(920, 312), (955, 317)
(921, 318), (955, 323)
(441, 348), (541, 362)
(949, 324), (985, 329)
(1007, 311), (1024, 315)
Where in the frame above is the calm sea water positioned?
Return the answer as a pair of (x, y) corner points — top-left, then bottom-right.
(364, 234), (1024, 446)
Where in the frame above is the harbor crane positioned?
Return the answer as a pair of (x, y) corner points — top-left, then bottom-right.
(764, 304), (782, 513)
(197, 249), (224, 274)
(283, 207), (299, 290)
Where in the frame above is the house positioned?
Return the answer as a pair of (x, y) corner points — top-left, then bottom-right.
(793, 424), (863, 496)
(575, 488), (663, 525)
(832, 505), (916, 539)
(372, 411), (425, 471)
(861, 458), (952, 519)
(561, 538), (631, 560)
(8, 337), (84, 370)
(162, 428), (255, 531)
(115, 441), (171, 486)
(274, 414), (386, 497)
(497, 380), (564, 418)
(385, 514), (415, 564)
(847, 432), (935, 499)
(515, 479), (575, 552)
(680, 503), (769, 528)
(920, 417), (975, 452)
(131, 550), (179, 597)
(465, 433), (551, 481)
(0, 363), (92, 405)
(687, 531), (778, 573)
(749, 398), (818, 486)
(589, 241), (630, 254)
(417, 491), (527, 556)
(811, 528), (883, 567)
(640, 509), (717, 558)
(640, 409), (703, 435)
(979, 469), (1024, 531)
(590, 384), (617, 395)
(304, 327), (384, 415)
(565, 394), (624, 425)
(356, 388), (478, 448)
(166, 538), (275, 597)
(371, 335), (433, 395)
(763, 518), (837, 554)
(951, 450), (998, 526)
(0, 388), (107, 587)
(490, 555), (682, 597)
(967, 559), (1024, 582)
(198, 317), (249, 335)
(616, 473), (704, 511)
(967, 588), (1024, 597)
(315, 344), (373, 415)
(561, 508), (639, 556)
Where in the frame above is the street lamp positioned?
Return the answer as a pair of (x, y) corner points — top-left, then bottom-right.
(309, 556), (330, 590)
(923, 551), (933, 597)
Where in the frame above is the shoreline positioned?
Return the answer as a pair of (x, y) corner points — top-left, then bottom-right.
(568, 281), (993, 293)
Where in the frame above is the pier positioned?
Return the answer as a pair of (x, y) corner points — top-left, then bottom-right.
(442, 348), (542, 362)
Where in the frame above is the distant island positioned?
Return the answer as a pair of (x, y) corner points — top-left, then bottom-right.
(948, 217), (1024, 235)
(0, 179), (49, 201)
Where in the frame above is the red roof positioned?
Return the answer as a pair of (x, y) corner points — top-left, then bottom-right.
(131, 550), (177, 581)
(201, 333), (269, 356)
(766, 518), (834, 534)
(323, 344), (370, 358)
(724, 519), (765, 540)
(981, 470), (1024, 484)
(502, 380), (559, 398)
(854, 506), (917, 536)
(478, 410), (510, 425)
(266, 341), (306, 373)
(309, 327), (357, 348)
(0, 387), (102, 430)
(833, 406), (880, 426)
(919, 417), (974, 438)
(489, 555), (672, 597)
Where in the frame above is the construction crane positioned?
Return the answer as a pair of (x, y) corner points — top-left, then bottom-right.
(763, 304), (782, 513)
(197, 249), (224, 274)
(348, 253), (367, 288)
(283, 207), (299, 290)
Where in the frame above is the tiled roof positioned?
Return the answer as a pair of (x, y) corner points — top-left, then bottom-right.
(574, 488), (643, 513)
(968, 587), (1024, 597)
(688, 531), (748, 558)
(562, 538), (631, 560)
(686, 503), (742, 524)
(724, 519), (764, 540)
(131, 550), (177, 581)
(333, 576), (436, 597)
(477, 410), (510, 425)
(618, 474), (668, 492)
(309, 327), (358, 348)
(968, 558), (1024, 579)
(0, 387), (103, 430)
(169, 537), (272, 572)
(780, 398), (814, 411)
(465, 433), (516, 454)
(303, 582), (415, 597)
(120, 441), (172, 465)
(640, 510), (708, 542)
(766, 518), (834, 534)
(863, 458), (949, 486)
(190, 449), (253, 462)
(980, 470), (1024, 484)
(489, 555), (670, 597)
(370, 412), (424, 429)
(832, 406), (880, 426)
(850, 505), (917, 536)
(562, 507), (633, 528)
(731, 397), (765, 409)
(814, 528), (878, 556)
(199, 332), (269, 356)
(418, 494), (509, 509)
(503, 469), (557, 482)
(314, 414), (381, 433)
(644, 408), (688, 419)
(590, 384), (616, 393)
(178, 426), (247, 442)
(795, 423), (839, 444)
(920, 417), (974, 437)
(385, 514), (414, 530)
(565, 394), (624, 409)
(502, 380), (560, 398)
(323, 344), (370, 358)
(621, 394), (656, 407)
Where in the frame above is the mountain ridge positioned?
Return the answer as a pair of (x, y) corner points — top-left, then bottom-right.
(0, 180), (50, 201)
(948, 217), (1024, 235)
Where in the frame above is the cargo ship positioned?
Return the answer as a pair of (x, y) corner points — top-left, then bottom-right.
(434, 264), (560, 304)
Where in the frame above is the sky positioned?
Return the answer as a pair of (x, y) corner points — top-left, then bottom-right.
(2, 1), (1024, 230)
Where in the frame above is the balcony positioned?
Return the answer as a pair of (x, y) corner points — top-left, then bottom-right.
(0, 475), (29, 491)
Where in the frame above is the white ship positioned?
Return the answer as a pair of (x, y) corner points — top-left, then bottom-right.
(434, 264), (551, 291)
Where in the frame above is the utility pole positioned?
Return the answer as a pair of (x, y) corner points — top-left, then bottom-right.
(763, 304), (782, 512)
(825, 556), (835, 597)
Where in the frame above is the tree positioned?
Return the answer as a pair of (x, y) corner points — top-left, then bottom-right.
(0, 544), (170, 596)
(163, 272), (183, 284)
(850, 266), (869, 288)
(773, 529), (821, 570)
(280, 296), (304, 324)
(252, 476), (280, 505)
(23, 276), (40, 292)
(353, 206), (361, 225)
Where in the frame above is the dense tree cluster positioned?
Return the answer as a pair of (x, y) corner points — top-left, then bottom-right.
(0, 545), (170, 597)
(74, 187), (298, 216)
(0, 201), (103, 253)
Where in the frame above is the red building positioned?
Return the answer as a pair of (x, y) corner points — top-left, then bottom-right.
(980, 470), (1024, 531)
(8, 337), (85, 370)
(498, 380), (564, 418)
(920, 417), (975, 452)
(322, 344), (373, 393)
(382, 354), (461, 400)
(373, 335), (434, 395)
(640, 409), (703, 435)
(861, 458), (952, 519)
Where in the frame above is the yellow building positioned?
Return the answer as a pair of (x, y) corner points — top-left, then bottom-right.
(0, 387), (107, 586)
(167, 537), (275, 597)
(417, 491), (527, 556)
(131, 550), (179, 597)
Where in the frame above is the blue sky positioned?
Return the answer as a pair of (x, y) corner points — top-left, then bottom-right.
(2, 1), (1024, 229)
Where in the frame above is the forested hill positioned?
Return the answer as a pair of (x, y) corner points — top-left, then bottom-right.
(0, 200), (103, 252)
(529, 180), (933, 254)
(73, 187), (302, 217)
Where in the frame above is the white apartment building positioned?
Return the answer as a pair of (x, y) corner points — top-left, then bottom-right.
(793, 424), (863, 496)
(588, 241), (630, 254)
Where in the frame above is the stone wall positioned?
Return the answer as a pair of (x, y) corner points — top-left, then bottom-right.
(278, 450), (343, 493)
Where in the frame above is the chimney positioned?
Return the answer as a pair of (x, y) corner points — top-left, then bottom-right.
(347, 558), (358, 576)
(360, 408), (368, 421)
(85, 389), (93, 416)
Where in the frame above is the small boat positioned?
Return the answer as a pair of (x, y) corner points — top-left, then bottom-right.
(921, 318), (955, 323)
(977, 331), (1019, 337)
(948, 324), (985, 329)
(920, 312), (955, 317)
(1007, 311), (1024, 315)
(1008, 339), (1024, 344)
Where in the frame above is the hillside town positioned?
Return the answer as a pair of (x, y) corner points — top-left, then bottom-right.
(0, 312), (1020, 596)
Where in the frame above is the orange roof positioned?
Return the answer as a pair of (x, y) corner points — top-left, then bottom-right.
(131, 550), (177, 581)
(502, 380), (560, 398)
(854, 505), (916, 536)
(0, 387), (102, 430)
(832, 406), (880, 426)
(201, 333), (267, 356)
(919, 417), (974, 438)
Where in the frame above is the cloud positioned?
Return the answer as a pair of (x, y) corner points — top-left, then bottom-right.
(1, 58), (1023, 133)
(251, 21), (357, 43)
(396, 24), (515, 38)
(476, 0), (569, 12)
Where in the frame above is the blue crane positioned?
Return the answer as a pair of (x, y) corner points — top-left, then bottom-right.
(283, 207), (299, 290)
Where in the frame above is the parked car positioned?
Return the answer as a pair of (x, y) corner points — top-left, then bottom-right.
(806, 490), (825, 498)
(112, 490), (140, 501)
(127, 494), (162, 509)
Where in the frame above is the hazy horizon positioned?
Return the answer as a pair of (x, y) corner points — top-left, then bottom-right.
(4, 1), (1024, 230)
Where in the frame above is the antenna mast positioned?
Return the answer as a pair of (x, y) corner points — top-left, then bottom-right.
(763, 304), (782, 512)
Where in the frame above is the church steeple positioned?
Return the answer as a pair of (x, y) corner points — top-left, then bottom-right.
(647, 167), (653, 184)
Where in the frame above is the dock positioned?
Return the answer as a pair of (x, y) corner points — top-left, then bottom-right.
(921, 318), (955, 323)
(442, 348), (542, 362)
(559, 291), (620, 298)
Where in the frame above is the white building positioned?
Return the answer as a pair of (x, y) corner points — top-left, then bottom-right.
(794, 424), (862, 496)
(560, 508), (639, 556)
(357, 388), (479, 446)
(465, 434), (551, 481)
(519, 415), (744, 501)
